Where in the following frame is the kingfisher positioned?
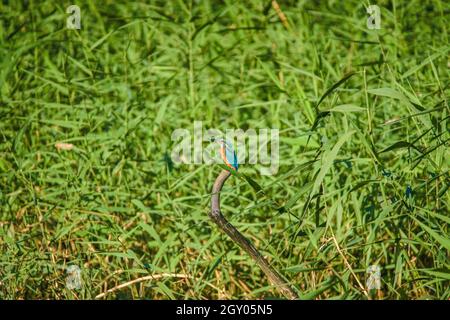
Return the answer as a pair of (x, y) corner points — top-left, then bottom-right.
(213, 138), (239, 171)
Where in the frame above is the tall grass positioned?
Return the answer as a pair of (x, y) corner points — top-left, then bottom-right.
(0, 0), (448, 299)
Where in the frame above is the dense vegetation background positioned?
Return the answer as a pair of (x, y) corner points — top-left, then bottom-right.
(0, 0), (448, 299)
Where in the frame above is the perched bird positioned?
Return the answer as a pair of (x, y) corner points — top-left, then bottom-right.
(214, 138), (239, 171)
(209, 137), (298, 299)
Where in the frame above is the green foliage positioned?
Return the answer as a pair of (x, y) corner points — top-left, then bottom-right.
(0, 0), (448, 299)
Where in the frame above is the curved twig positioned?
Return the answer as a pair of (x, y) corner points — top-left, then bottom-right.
(95, 273), (222, 299)
(210, 169), (299, 300)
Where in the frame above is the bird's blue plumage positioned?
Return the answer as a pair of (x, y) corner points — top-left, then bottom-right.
(224, 144), (238, 170)
(217, 139), (239, 171)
